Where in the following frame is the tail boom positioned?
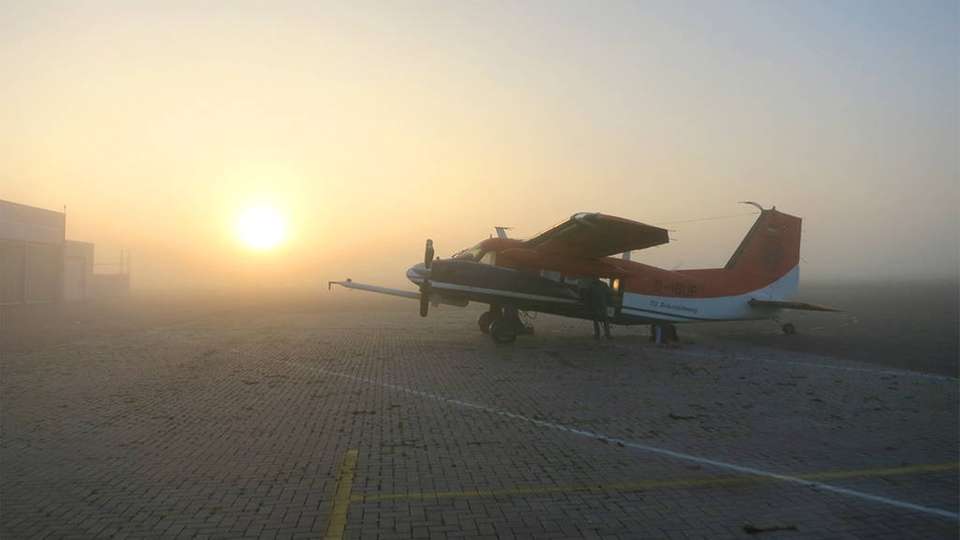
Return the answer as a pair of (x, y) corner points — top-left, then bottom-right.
(618, 207), (813, 323)
(621, 266), (799, 322)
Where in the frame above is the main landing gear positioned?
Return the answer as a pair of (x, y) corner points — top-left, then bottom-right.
(649, 323), (680, 346)
(479, 306), (532, 344)
(478, 311), (496, 334)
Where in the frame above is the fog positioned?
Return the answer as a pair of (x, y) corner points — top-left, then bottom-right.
(3, 1), (957, 290)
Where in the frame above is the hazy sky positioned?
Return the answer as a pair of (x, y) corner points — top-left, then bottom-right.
(3, 1), (957, 289)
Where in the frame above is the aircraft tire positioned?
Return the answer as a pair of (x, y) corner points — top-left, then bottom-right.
(490, 319), (518, 344)
(478, 311), (497, 334)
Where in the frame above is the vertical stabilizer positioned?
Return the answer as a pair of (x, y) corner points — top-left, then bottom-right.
(724, 207), (802, 299)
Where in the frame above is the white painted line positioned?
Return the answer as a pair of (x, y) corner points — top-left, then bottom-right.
(298, 362), (960, 521)
(666, 349), (958, 383)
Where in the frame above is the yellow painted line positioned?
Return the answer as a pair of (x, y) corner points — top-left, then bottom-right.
(351, 461), (958, 503)
(301, 365), (959, 519)
(324, 449), (359, 540)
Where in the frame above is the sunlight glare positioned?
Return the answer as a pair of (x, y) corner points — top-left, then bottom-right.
(236, 206), (286, 250)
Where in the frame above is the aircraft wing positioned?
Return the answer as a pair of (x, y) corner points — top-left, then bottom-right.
(524, 212), (669, 259)
(748, 299), (842, 312)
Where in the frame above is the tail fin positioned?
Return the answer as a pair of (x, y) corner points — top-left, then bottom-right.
(724, 206), (802, 299)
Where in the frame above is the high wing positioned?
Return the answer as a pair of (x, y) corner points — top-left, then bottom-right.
(524, 212), (669, 259)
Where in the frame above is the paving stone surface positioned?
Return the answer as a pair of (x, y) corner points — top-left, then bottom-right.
(2, 301), (957, 539)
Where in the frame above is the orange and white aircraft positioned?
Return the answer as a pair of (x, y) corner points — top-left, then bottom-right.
(330, 203), (838, 343)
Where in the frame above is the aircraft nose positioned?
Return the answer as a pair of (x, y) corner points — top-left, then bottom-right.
(406, 262), (429, 285)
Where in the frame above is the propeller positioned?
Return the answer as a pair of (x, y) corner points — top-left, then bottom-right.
(424, 239), (434, 268)
(419, 239), (434, 317)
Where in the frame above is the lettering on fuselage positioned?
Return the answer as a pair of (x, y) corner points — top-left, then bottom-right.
(653, 280), (699, 297)
(649, 299), (699, 314)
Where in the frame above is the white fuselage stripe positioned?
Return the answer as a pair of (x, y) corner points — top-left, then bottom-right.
(293, 362), (959, 521)
(622, 266), (800, 322)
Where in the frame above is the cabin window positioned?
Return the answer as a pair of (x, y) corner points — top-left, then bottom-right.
(541, 270), (561, 281)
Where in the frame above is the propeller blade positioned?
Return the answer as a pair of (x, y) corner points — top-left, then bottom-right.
(419, 281), (431, 317)
(419, 239), (435, 316)
(424, 239), (434, 269)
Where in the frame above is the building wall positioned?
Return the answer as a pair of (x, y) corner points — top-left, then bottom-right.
(0, 240), (26, 303)
(64, 240), (95, 301)
(0, 200), (65, 243)
(0, 200), (66, 304)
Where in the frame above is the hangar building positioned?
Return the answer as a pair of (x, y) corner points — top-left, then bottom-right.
(0, 200), (66, 304)
(0, 199), (109, 305)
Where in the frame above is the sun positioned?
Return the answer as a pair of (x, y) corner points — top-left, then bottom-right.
(236, 206), (286, 250)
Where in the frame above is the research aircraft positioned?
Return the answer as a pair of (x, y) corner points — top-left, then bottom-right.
(329, 203), (838, 343)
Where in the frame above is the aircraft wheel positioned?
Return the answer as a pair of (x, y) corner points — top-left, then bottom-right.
(781, 322), (796, 335)
(478, 311), (497, 334)
(490, 319), (518, 344)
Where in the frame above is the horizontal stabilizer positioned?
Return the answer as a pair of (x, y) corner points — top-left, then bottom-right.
(749, 299), (842, 312)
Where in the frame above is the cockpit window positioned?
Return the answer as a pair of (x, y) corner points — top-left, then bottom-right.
(452, 243), (484, 261)
(451, 242), (499, 264)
